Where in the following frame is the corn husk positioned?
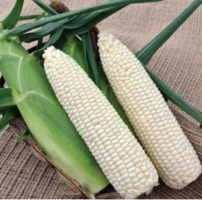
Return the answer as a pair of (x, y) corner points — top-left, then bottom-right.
(0, 37), (108, 196)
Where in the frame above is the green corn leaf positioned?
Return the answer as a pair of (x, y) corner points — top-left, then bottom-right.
(19, 15), (40, 21)
(0, 37), (28, 57)
(16, 129), (31, 142)
(82, 32), (100, 88)
(81, 37), (90, 75)
(81, 35), (95, 82)
(0, 108), (20, 132)
(143, 65), (202, 124)
(62, 36), (89, 73)
(2, 0), (164, 37)
(18, 90), (108, 195)
(137, 0), (202, 64)
(20, 20), (67, 43)
(33, 27), (64, 57)
(32, 0), (57, 15)
(0, 88), (16, 110)
(2, 0), (24, 30)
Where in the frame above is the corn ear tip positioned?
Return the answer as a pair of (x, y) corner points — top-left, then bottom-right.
(43, 46), (55, 59)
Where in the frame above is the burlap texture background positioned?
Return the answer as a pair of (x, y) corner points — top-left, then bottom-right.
(0, 0), (202, 198)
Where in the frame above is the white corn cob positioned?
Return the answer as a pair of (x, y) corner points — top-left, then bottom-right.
(98, 32), (202, 189)
(43, 46), (158, 199)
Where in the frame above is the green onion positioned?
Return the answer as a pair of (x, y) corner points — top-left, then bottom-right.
(19, 15), (40, 21)
(32, 0), (58, 15)
(137, 0), (202, 64)
(1, 0), (164, 37)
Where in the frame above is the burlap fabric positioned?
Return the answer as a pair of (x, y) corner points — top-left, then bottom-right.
(0, 0), (202, 198)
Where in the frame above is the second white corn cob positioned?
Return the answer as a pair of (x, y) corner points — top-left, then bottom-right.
(98, 32), (202, 189)
(43, 46), (158, 199)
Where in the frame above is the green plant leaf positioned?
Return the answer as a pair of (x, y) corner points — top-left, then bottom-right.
(19, 5), (122, 44)
(136, 0), (202, 64)
(33, 6), (117, 56)
(32, 0), (57, 15)
(19, 15), (40, 21)
(36, 38), (43, 50)
(16, 129), (31, 142)
(19, 11), (102, 43)
(2, 0), (24, 30)
(0, 88), (16, 109)
(33, 27), (64, 57)
(0, 107), (20, 132)
(63, 12), (99, 29)
(82, 32), (100, 87)
(81, 35), (95, 81)
(62, 7), (122, 41)
(35, 12), (46, 21)
(62, 36), (89, 73)
(20, 20), (67, 43)
(2, 0), (164, 37)
(0, 107), (15, 114)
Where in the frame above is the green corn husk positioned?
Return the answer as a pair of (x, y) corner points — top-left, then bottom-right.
(0, 37), (108, 196)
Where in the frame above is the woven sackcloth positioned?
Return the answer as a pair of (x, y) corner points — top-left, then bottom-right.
(0, 0), (202, 198)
